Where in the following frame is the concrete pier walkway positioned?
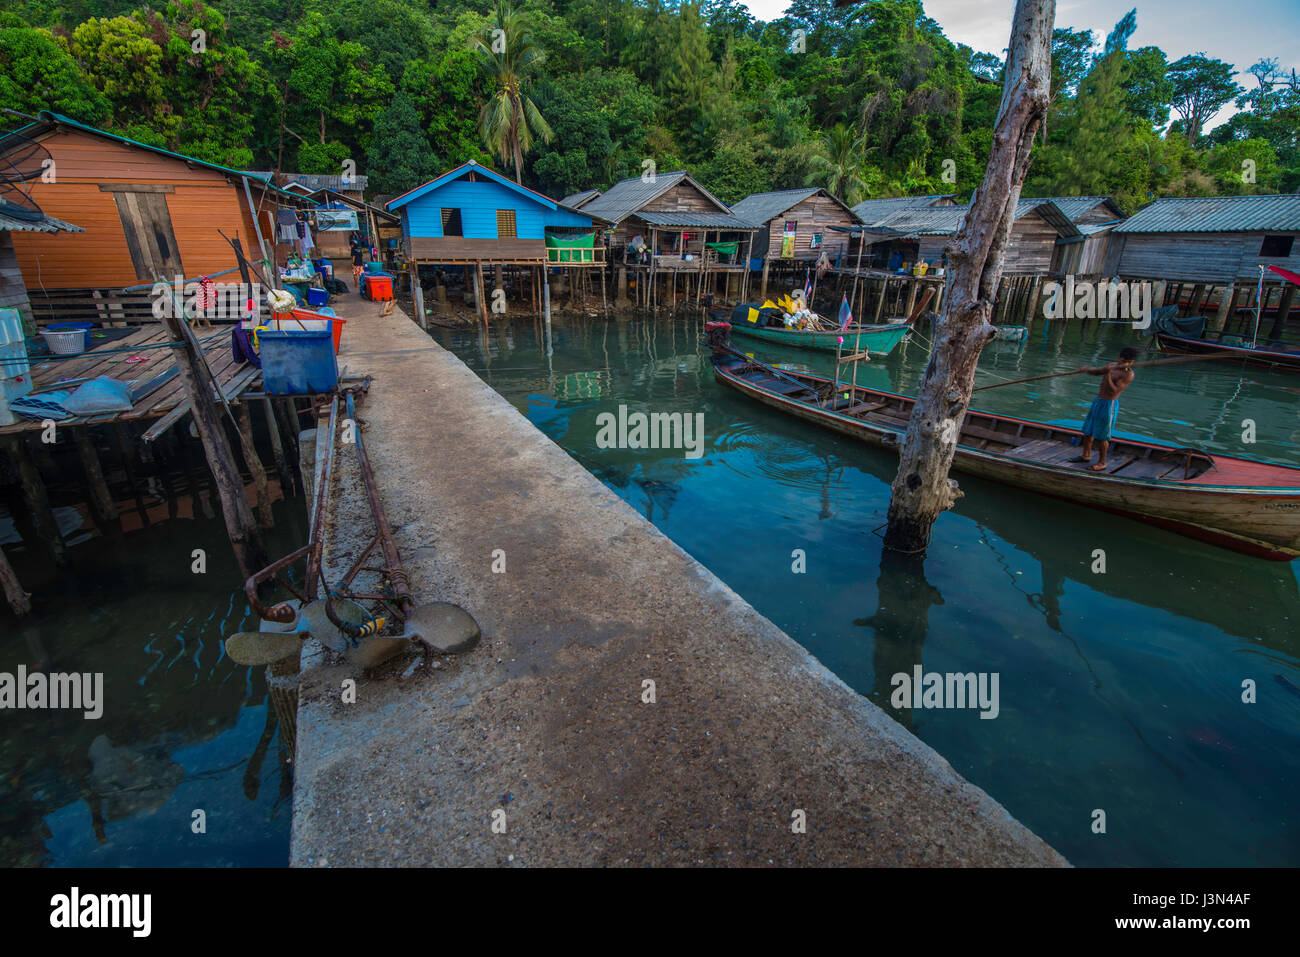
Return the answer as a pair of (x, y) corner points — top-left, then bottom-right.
(290, 296), (1067, 867)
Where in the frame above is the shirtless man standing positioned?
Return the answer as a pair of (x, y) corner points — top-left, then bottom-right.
(1072, 346), (1138, 472)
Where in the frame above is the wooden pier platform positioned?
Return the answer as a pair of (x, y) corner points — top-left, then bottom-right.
(0, 323), (260, 436)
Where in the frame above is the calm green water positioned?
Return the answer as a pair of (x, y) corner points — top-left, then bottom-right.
(0, 493), (305, 866)
(441, 312), (1300, 867)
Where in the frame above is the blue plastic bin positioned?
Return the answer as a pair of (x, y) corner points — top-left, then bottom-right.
(305, 286), (329, 307)
(259, 328), (338, 395)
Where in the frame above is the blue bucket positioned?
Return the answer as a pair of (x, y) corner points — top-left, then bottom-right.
(259, 328), (338, 395)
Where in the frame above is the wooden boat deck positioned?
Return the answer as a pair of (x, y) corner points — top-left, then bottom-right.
(0, 323), (260, 435)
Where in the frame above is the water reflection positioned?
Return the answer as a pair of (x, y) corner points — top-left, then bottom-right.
(0, 497), (304, 866)
(443, 312), (1300, 866)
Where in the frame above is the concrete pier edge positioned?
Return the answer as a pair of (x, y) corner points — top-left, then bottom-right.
(289, 298), (1067, 867)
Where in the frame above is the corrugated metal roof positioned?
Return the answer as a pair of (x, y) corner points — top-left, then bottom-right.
(561, 189), (600, 208)
(246, 171), (369, 192)
(851, 194), (953, 226)
(871, 201), (1080, 238)
(1114, 194), (1300, 233)
(580, 171), (731, 225)
(0, 209), (83, 232)
(579, 171), (688, 223)
(730, 188), (821, 224)
(1019, 195), (1123, 222)
(634, 211), (758, 230)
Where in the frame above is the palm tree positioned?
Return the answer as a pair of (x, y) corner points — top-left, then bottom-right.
(470, 2), (553, 182)
(806, 122), (868, 205)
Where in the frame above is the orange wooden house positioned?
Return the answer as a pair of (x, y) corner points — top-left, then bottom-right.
(0, 112), (312, 325)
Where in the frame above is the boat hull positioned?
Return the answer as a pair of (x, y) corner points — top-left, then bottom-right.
(729, 321), (910, 355)
(712, 354), (1300, 560)
(1155, 333), (1300, 371)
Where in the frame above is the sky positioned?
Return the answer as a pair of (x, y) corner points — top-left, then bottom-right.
(740, 0), (1299, 79)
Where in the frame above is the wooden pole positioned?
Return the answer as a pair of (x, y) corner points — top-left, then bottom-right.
(1210, 283), (1235, 331)
(73, 427), (119, 532)
(161, 312), (267, 579)
(0, 544), (29, 616)
(235, 402), (274, 528)
(760, 257), (770, 299)
(973, 350), (1241, 392)
(262, 397), (294, 497)
(3, 435), (66, 566)
(1269, 281), (1295, 340)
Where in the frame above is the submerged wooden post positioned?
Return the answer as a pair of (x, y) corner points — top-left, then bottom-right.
(0, 544), (29, 616)
(4, 435), (67, 566)
(235, 402), (274, 529)
(1211, 283), (1236, 332)
(1269, 282), (1295, 340)
(73, 427), (119, 533)
(161, 312), (267, 579)
(262, 397), (294, 497)
(114, 423), (152, 528)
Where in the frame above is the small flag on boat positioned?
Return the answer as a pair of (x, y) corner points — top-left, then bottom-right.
(803, 272), (813, 305)
(838, 294), (853, 332)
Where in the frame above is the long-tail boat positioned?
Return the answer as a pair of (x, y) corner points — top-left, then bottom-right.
(705, 324), (1300, 560)
(1153, 264), (1300, 372)
(711, 304), (911, 357)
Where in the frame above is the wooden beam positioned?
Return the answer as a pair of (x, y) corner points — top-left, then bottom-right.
(3, 435), (66, 566)
(160, 312), (267, 579)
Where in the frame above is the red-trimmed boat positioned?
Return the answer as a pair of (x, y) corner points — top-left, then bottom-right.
(1154, 264), (1300, 371)
(707, 327), (1300, 561)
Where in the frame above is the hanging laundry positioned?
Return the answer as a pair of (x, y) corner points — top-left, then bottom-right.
(275, 210), (298, 243)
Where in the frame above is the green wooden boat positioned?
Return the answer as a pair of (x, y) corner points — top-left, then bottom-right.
(726, 319), (911, 356)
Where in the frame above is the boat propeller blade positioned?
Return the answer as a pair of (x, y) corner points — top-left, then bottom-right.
(224, 632), (304, 666)
(401, 602), (481, 654)
(299, 598), (368, 652)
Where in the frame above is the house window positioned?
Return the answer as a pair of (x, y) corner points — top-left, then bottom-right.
(1260, 235), (1294, 258)
(441, 208), (463, 237)
(496, 209), (517, 238)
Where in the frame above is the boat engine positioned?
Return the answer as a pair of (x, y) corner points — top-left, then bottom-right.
(705, 320), (731, 351)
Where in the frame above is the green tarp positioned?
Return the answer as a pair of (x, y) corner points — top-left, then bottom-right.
(546, 233), (596, 262)
(706, 241), (739, 255)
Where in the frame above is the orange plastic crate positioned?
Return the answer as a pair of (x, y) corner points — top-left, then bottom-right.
(363, 274), (393, 302)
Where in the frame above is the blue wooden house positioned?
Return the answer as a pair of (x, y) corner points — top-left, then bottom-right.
(386, 160), (603, 266)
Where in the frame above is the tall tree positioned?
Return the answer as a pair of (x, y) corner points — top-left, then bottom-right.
(366, 90), (437, 194)
(471, 1), (554, 181)
(1167, 53), (1241, 143)
(882, 0), (1055, 554)
(806, 121), (867, 202)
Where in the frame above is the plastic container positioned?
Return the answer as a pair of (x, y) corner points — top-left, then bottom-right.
(259, 328), (338, 395)
(41, 328), (87, 355)
(305, 286), (329, 307)
(365, 261), (384, 274)
(0, 307), (33, 426)
(284, 308), (346, 353)
(48, 321), (93, 350)
(362, 274), (393, 302)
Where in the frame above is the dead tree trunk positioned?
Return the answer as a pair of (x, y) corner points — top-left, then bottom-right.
(883, 0), (1055, 554)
